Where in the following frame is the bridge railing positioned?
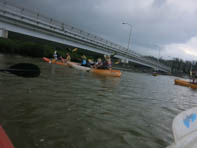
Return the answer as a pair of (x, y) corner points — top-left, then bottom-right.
(0, 1), (170, 71)
(0, 1), (133, 52)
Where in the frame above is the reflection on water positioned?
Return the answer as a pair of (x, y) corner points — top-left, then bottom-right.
(1, 55), (197, 148)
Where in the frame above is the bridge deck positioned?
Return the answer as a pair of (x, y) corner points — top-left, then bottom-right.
(0, 1), (170, 72)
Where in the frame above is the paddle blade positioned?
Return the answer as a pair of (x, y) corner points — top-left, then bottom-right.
(115, 60), (120, 64)
(7, 63), (40, 78)
(72, 48), (78, 52)
(111, 52), (117, 57)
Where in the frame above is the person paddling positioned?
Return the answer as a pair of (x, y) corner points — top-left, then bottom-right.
(53, 50), (57, 59)
(61, 52), (71, 63)
(94, 58), (103, 69)
(87, 59), (95, 67)
(193, 71), (197, 84)
(81, 55), (87, 66)
(103, 55), (112, 70)
(52, 50), (58, 62)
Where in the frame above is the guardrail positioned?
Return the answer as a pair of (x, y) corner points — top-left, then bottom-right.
(0, 1), (170, 72)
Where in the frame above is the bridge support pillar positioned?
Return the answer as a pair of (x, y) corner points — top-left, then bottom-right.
(0, 29), (8, 38)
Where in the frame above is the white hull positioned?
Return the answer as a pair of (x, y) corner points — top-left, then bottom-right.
(67, 62), (90, 72)
(167, 107), (197, 148)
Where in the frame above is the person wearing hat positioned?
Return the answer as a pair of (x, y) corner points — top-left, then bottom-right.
(61, 52), (71, 63)
(52, 50), (58, 62)
(81, 55), (87, 66)
(94, 58), (103, 69)
(87, 59), (95, 67)
(65, 53), (71, 62)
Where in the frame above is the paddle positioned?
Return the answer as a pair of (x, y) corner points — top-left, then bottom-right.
(109, 52), (120, 64)
(115, 60), (120, 64)
(72, 48), (78, 52)
(111, 51), (117, 58)
(68, 48), (78, 52)
(0, 63), (40, 78)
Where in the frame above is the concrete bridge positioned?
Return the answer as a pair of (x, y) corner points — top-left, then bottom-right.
(0, 1), (170, 72)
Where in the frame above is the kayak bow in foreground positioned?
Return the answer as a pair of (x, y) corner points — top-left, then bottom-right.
(167, 107), (197, 148)
(0, 125), (14, 148)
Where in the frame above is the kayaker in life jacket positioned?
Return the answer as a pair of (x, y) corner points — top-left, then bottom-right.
(66, 53), (71, 62)
(103, 55), (112, 70)
(87, 59), (95, 67)
(193, 71), (197, 84)
(94, 58), (103, 69)
(53, 50), (58, 62)
(61, 52), (71, 63)
(81, 55), (87, 66)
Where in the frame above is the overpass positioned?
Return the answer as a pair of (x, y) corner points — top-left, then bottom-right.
(0, 1), (170, 72)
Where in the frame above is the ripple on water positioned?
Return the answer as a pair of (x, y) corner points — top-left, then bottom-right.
(1, 56), (197, 148)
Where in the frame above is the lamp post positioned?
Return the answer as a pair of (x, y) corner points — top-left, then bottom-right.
(122, 22), (132, 51)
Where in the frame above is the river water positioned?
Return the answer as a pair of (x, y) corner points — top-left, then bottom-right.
(1, 55), (197, 148)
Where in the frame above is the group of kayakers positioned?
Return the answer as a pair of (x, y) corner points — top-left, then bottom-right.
(80, 54), (112, 70)
(53, 50), (112, 70)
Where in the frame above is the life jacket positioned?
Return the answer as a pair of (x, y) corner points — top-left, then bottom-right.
(66, 55), (71, 61)
(107, 61), (112, 67)
(53, 53), (57, 60)
(82, 59), (87, 65)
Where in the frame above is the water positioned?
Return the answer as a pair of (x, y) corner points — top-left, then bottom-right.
(1, 55), (197, 148)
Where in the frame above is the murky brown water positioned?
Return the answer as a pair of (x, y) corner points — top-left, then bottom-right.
(1, 54), (197, 148)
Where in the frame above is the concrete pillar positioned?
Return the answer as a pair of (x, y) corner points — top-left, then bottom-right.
(0, 29), (8, 38)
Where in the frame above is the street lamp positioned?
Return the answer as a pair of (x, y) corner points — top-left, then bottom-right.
(122, 22), (132, 51)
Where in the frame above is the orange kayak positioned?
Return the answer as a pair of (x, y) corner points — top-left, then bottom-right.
(190, 83), (197, 89)
(91, 69), (122, 77)
(42, 57), (67, 66)
(174, 79), (197, 89)
(43, 57), (121, 77)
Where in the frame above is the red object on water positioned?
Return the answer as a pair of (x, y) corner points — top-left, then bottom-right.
(0, 125), (14, 148)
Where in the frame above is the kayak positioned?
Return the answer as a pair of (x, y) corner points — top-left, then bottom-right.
(191, 83), (197, 89)
(174, 79), (197, 89)
(67, 62), (91, 72)
(67, 62), (122, 77)
(152, 72), (158, 76)
(43, 57), (67, 66)
(0, 125), (14, 148)
(167, 107), (197, 148)
(91, 69), (122, 77)
(42, 57), (78, 66)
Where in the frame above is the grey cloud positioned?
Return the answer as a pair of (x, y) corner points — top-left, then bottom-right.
(6, 0), (197, 59)
(152, 0), (166, 7)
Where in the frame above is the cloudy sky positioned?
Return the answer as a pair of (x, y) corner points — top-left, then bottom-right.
(8, 0), (197, 61)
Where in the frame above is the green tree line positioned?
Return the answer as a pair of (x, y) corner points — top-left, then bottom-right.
(146, 56), (197, 76)
(0, 38), (85, 62)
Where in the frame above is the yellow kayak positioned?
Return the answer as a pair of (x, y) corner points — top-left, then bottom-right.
(174, 79), (197, 89)
(91, 69), (122, 77)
